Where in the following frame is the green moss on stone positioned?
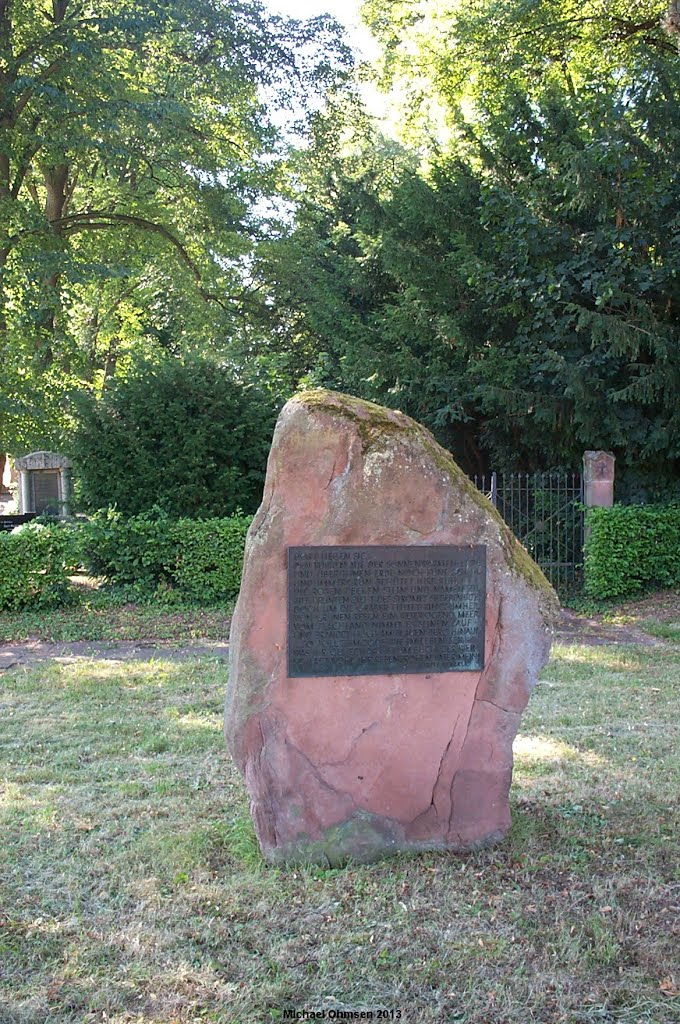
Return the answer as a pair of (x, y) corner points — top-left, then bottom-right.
(293, 389), (558, 608)
(266, 810), (403, 867)
(264, 810), (508, 866)
(294, 388), (407, 454)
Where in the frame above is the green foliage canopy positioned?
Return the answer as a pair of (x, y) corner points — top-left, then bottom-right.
(0, 0), (348, 451)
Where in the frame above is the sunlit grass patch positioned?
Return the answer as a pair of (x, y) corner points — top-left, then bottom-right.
(513, 733), (608, 767)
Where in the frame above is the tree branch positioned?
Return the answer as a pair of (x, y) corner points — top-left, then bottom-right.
(12, 58), (65, 125)
(10, 118), (42, 198)
(14, 13), (143, 68)
(52, 211), (233, 308)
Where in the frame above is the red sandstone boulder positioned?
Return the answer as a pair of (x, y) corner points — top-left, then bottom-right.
(225, 390), (558, 864)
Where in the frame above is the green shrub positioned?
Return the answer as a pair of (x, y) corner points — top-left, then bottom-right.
(34, 518), (85, 573)
(80, 509), (251, 602)
(0, 511), (251, 611)
(70, 354), (278, 518)
(584, 504), (680, 600)
(80, 508), (177, 589)
(172, 516), (251, 602)
(0, 523), (78, 610)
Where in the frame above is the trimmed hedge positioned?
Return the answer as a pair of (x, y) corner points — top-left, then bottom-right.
(0, 523), (80, 610)
(584, 504), (680, 600)
(171, 517), (252, 603)
(0, 511), (252, 611)
(79, 509), (252, 601)
(80, 509), (178, 590)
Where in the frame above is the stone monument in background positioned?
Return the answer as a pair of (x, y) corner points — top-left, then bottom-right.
(225, 390), (558, 864)
(15, 451), (73, 518)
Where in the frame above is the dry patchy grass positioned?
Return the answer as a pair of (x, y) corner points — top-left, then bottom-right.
(1, 645), (679, 1023)
(0, 601), (232, 644)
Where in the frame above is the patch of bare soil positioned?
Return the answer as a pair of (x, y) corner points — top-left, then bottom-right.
(555, 588), (680, 646)
(610, 589), (680, 624)
(555, 608), (662, 646)
(0, 639), (230, 670)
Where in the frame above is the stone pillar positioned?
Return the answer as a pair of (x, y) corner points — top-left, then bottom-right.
(18, 471), (31, 513)
(58, 467), (73, 514)
(583, 451), (615, 508)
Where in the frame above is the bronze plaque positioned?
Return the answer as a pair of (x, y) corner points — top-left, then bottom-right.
(287, 545), (486, 677)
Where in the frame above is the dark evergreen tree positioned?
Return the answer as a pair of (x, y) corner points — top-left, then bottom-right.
(254, 2), (680, 492)
(71, 356), (278, 517)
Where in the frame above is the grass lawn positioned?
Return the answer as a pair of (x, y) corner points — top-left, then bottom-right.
(0, 589), (233, 644)
(1, 644), (679, 1023)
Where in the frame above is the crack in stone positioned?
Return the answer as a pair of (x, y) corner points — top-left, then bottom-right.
(441, 608), (519, 840)
(256, 719), (266, 768)
(324, 458), (337, 489)
(385, 687), (406, 714)
(476, 697), (520, 716)
(285, 736), (358, 813)
(405, 522), (431, 536)
(447, 702), (475, 835)
(318, 721), (379, 768)
(426, 713), (461, 821)
(491, 595), (503, 661)
(436, 487), (451, 532)
(254, 717), (280, 848)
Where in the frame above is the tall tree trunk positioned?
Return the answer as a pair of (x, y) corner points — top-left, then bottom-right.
(664, 2), (680, 41)
(32, 3), (72, 366)
(102, 335), (121, 388)
(0, 245), (9, 339)
(0, 118), (11, 340)
(38, 162), (70, 368)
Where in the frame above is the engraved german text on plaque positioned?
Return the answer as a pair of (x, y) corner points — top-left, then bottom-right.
(287, 545), (486, 677)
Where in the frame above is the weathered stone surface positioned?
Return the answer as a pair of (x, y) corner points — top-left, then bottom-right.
(14, 451), (72, 471)
(225, 390), (558, 864)
(583, 450), (615, 508)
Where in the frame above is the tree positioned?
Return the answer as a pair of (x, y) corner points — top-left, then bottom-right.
(70, 353), (278, 517)
(256, 1), (680, 491)
(0, 0), (348, 451)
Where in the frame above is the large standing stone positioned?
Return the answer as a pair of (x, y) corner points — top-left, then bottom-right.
(225, 390), (558, 864)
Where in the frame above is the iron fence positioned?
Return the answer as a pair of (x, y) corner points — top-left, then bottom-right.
(471, 471), (584, 593)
